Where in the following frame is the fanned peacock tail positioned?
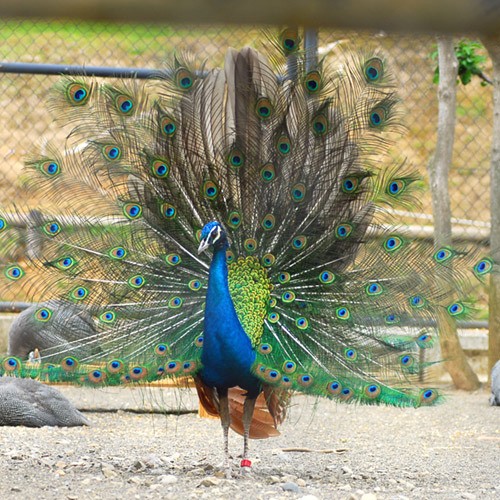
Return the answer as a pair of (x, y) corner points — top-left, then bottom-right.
(0, 34), (491, 412)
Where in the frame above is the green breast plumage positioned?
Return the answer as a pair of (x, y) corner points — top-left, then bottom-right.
(227, 256), (273, 347)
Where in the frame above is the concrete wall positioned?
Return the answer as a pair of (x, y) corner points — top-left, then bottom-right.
(0, 313), (17, 355)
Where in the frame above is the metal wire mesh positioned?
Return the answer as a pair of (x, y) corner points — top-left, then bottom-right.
(0, 20), (492, 228)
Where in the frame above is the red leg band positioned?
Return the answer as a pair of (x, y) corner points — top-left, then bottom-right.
(240, 459), (252, 468)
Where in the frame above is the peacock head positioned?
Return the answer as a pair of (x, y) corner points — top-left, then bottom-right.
(198, 221), (227, 254)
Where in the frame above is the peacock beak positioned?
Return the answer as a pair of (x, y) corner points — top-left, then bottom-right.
(198, 239), (210, 254)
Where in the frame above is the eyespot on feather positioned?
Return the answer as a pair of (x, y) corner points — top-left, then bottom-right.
(182, 361), (197, 374)
(169, 297), (183, 308)
(88, 370), (106, 384)
(312, 114), (328, 136)
(175, 68), (194, 90)
(151, 159), (169, 178)
(103, 145), (121, 161)
(277, 136), (291, 156)
(227, 147), (245, 169)
(297, 374), (313, 387)
(54, 256), (76, 270)
(3, 357), (21, 372)
(71, 287), (88, 300)
(155, 344), (169, 356)
(99, 311), (116, 323)
(128, 275), (145, 289)
(303, 71), (322, 94)
(161, 116), (176, 137)
(107, 360), (124, 374)
(161, 203), (177, 219)
(115, 94), (134, 115)
(335, 224), (353, 239)
(327, 380), (342, 396)
(5, 265), (24, 280)
(363, 57), (384, 83)
(165, 253), (181, 266)
(419, 389), (438, 405)
(268, 311), (280, 323)
(319, 270), (335, 284)
(340, 387), (353, 401)
(264, 368), (281, 382)
(66, 82), (90, 105)
(39, 160), (60, 177)
(282, 361), (296, 373)
(244, 238), (257, 253)
(292, 235), (307, 250)
(166, 360), (181, 374)
(383, 235), (404, 252)
(364, 384), (381, 398)
(255, 97), (273, 119)
(203, 180), (218, 200)
(258, 343), (272, 355)
(473, 257), (493, 277)
(260, 163), (276, 183)
(61, 356), (79, 372)
(43, 221), (61, 236)
(123, 203), (142, 220)
(108, 247), (126, 260)
(278, 27), (300, 54)
(262, 214), (276, 231)
(261, 254), (275, 267)
(35, 308), (52, 322)
(129, 366), (148, 381)
(227, 211), (242, 229)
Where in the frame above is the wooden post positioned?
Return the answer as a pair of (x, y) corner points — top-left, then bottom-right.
(426, 35), (480, 390)
(482, 35), (500, 382)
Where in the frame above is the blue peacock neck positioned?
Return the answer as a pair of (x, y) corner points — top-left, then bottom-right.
(200, 236), (259, 395)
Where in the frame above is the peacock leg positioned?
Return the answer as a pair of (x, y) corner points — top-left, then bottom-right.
(217, 387), (231, 477)
(241, 395), (257, 472)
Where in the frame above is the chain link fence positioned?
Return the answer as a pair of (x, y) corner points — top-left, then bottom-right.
(0, 21), (492, 240)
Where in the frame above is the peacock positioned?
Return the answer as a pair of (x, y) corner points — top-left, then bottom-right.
(0, 29), (491, 475)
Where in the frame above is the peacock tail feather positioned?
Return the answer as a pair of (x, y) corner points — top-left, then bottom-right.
(0, 38), (490, 411)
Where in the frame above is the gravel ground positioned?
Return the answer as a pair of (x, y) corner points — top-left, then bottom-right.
(0, 385), (498, 500)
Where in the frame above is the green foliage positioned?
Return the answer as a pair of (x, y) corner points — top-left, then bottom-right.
(430, 39), (489, 86)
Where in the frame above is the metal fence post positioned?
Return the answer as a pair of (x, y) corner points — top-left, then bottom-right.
(304, 28), (319, 72)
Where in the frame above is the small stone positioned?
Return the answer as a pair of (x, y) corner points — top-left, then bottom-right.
(360, 494), (378, 500)
(338, 484), (352, 491)
(10, 488), (21, 493)
(132, 460), (146, 471)
(298, 496), (320, 500)
(55, 461), (67, 469)
(269, 476), (280, 484)
(297, 478), (307, 487)
(199, 477), (220, 487)
(351, 490), (365, 500)
(342, 466), (354, 475)
(281, 482), (299, 493)
(461, 494), (477, 500)
(128, 476), (143, 485)
(56, 470), (66, 476)
(102, 465), (117, 479)
(160, 474), (178, 484)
